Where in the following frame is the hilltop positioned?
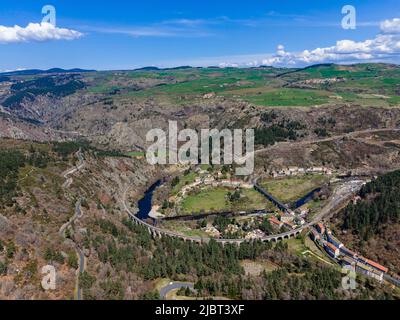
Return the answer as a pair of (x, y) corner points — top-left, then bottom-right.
(0, 63), (399, 171)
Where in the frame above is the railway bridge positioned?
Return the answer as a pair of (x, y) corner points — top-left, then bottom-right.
(122, 187), (305, 245)
(253, 177), (292, 214)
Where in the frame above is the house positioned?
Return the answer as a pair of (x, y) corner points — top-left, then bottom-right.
(204, 225), (221, 238)
(356, 261), (384, 282)
(341, 255), (356, 267)
(316, 223), (325, 235)
(340, 246), (357, 258)
(310, 229), (320, 241)
(281, 215), (295, 223)
(203, 92), (216, 99)
(297, 207), (309, 216)
(245, 229), (265, 240)
(269, 217), (283, 229)
(358, 256), (388, 274)
(327, 233), (344, 249)
(284, 221), (296, 230)
(324, 242), (340, 258)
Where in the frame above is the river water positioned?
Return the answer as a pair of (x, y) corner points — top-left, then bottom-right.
(137, 180), (162, 221)
(293, 188), (321, 209)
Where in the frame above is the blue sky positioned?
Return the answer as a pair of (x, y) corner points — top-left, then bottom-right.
(0, 0), (400, 70)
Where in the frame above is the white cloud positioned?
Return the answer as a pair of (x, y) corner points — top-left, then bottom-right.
(381, 18), (400, 34)
(82, 21), (213, 38)
(184, 18), (400, 68)
(0, 22), (83, 44)
(259, 18), (400, 66)
(135, 17), (400, 69)
(88, 26), (178, 37)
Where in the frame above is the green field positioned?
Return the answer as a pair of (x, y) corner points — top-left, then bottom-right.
(171, 171), (197, 195)
(180, 187), (274, 214)
(161, 221), (211, 238)
(239, 88), (330, 107)
(260, 174), (328, 203)
(85, 64), (400, 108)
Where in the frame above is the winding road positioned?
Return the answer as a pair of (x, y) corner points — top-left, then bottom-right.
(253, 128), (400, 157)
(160, 282), (195, 299)
(60, 149), (86, 300)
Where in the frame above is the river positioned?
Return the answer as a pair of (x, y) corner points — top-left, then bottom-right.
(137, 180), (162, 221)
(293, 188), (321, 209)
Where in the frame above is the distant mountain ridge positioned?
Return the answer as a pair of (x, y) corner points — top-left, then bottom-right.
(2, 63), (399, 77)
(132, 65), (194, 72)
(0, 68), (96, 76)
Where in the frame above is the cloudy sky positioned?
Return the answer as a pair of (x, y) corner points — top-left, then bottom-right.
(0, 0), (400, 70)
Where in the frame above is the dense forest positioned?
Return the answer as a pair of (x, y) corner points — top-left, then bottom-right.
(341, 170), (400, 240)
(255, 119), (305, 146)
(0, 76), (10, 82)
(0, 150), (26, 207)
(0, 146), (55, 207)
(52, 140), (127, 159)
(0, 141), (129, 207)
(80, 215), (397, 300)
(3, 75), (85, 108)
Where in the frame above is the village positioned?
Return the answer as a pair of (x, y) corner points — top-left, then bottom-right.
(145, 165), (337, 241)
(310, 222), (396, 285)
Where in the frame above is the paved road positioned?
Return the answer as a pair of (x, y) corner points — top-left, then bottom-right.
(60, 148), (86, 300)
(61, 150), (85, 188)
(253, 128), (400, 157)
(75, 247), (85, 300)
(59, 199), (82, 237)
(160, 282), (195, 299)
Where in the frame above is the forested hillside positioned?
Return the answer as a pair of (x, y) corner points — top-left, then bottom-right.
(341, 170), (400, 240)
(81, 217), (397, 300)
